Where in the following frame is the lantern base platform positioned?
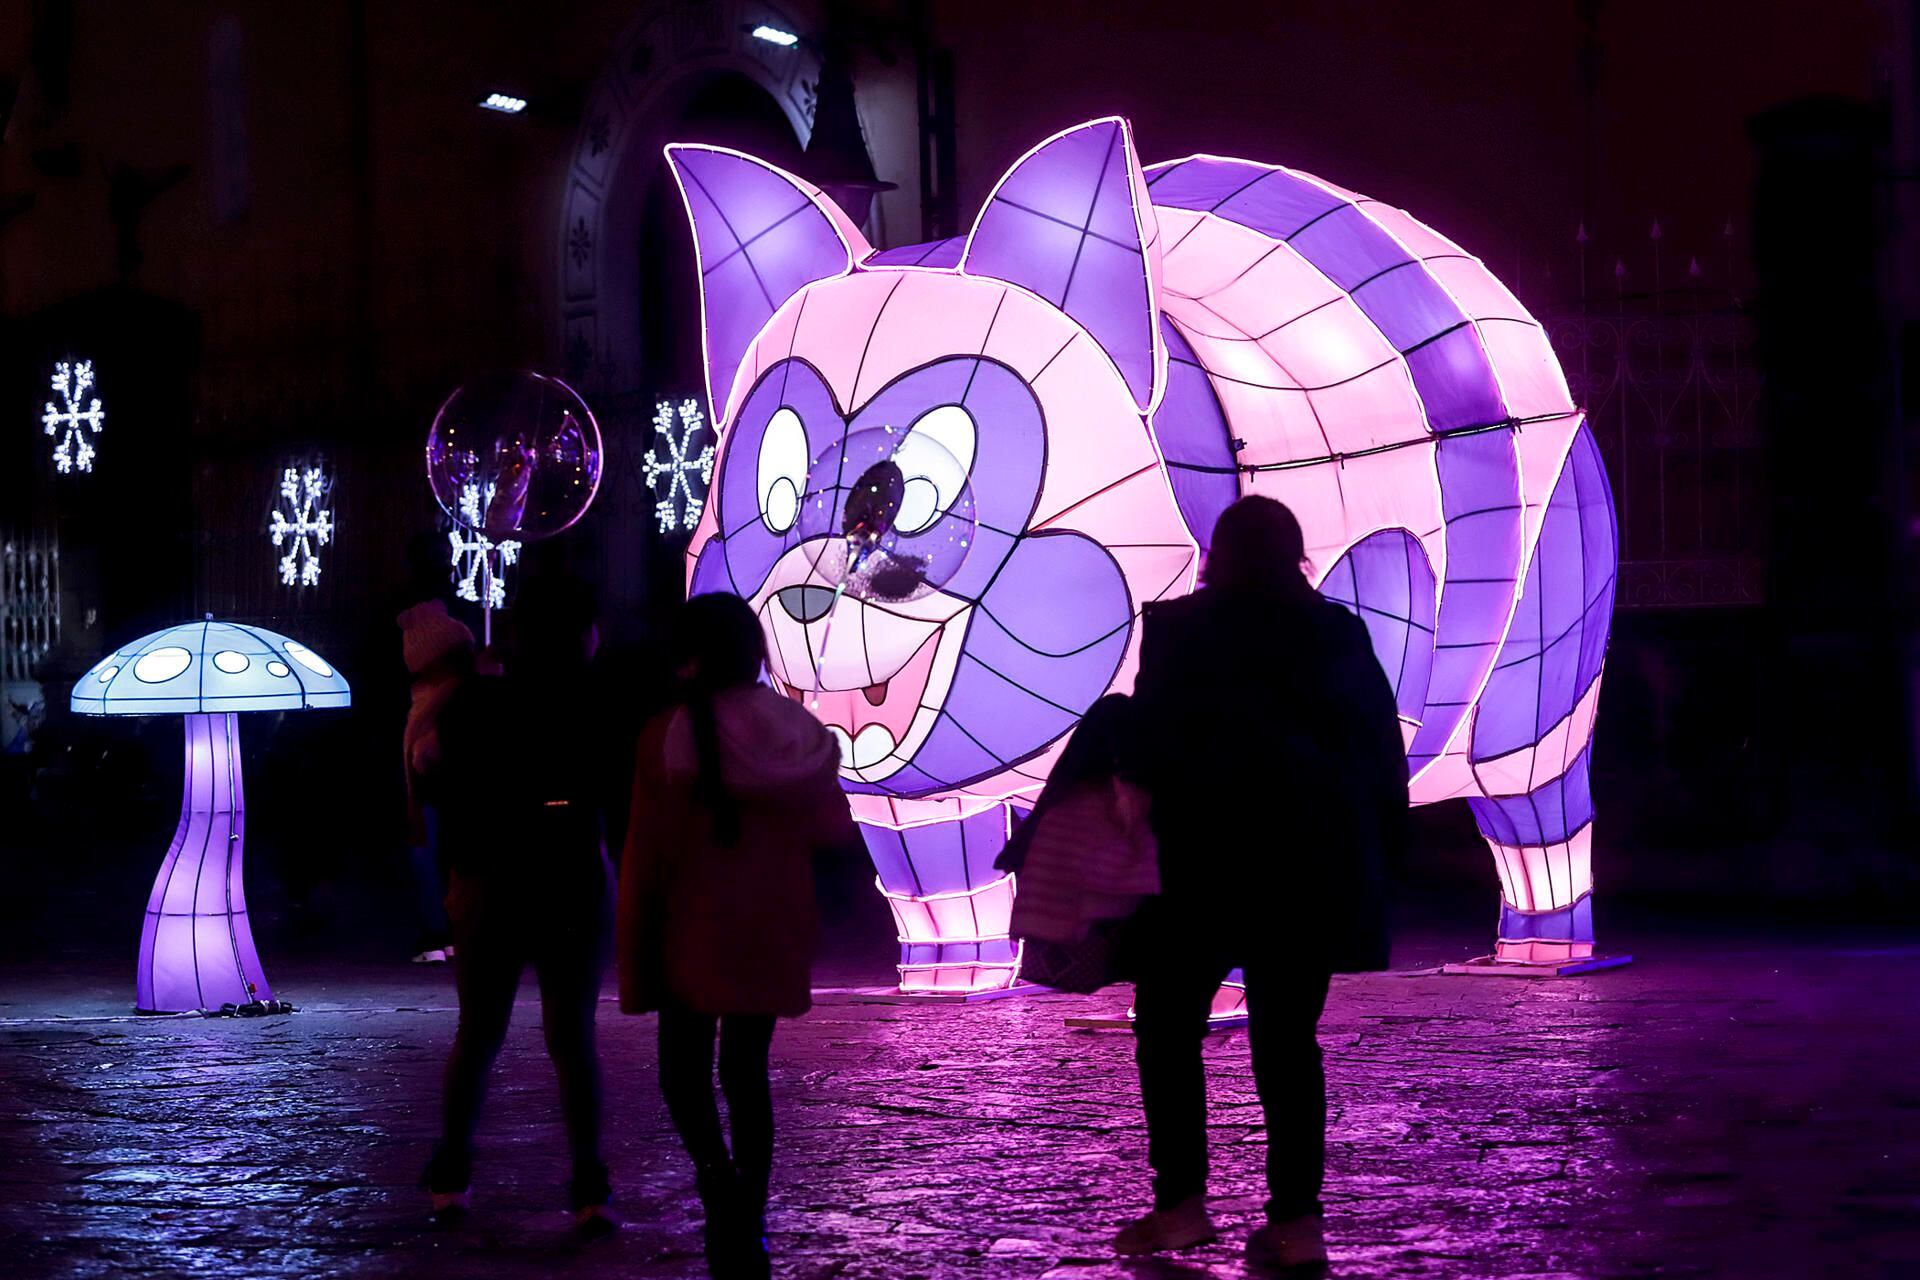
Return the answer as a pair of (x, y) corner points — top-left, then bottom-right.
(1440, 952), (1632, 977)
(813, 982), (1034, 1005)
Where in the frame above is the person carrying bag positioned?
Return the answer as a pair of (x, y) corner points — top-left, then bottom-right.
(998, 694), (1158, 992)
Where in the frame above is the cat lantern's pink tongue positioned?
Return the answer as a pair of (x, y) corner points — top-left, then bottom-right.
(781, 627), (941, 771)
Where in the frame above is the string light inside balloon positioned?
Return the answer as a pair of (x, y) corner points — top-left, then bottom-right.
(643, 397), (715, 534)
(268, 466), (333, 588)
(450, 481), (520, 608)
(42, 359), (105, 475)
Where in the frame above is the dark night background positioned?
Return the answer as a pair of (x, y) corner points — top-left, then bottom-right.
(1, 0), (1915, 963)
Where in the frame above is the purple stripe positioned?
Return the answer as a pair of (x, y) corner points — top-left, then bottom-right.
(1285, 204), (1410, 291)
(1403, 327), (1507, 432)
(1318, 529), (1437, 725)
(1468, 748), (1595, 847)
(1352, 266), (1467, 350)
(969, 121), (1156, 405)
(1469, 422), (1617, 761)
(1497, 894), (1594, 945)
(1153, 317), (1240, 550)
(672, 148), (848, 417)
(906, 533), (1132, 796)
(861, 807), (1009, 899)
(1146, 157), (1507, 433)
(902, 940), (1019, 965)
(1215, 169), (1344, 238)
(1408, 431), (1524, 770)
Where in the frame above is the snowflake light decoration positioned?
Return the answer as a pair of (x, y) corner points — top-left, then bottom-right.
(450, 482), (520, 608)
(42, 360), (105, 474)
(643, 397), (715, 534)
(268, 466), (334, 588)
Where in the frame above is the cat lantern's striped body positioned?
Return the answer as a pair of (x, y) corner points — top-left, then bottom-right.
(671, 117), (1617, 992)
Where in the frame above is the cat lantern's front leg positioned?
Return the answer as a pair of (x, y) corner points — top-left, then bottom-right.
(858, 807), (1021, 994)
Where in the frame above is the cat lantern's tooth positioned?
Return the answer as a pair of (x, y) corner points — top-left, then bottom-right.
(850, 723), (896, 770)
(826, 725), (855, 769)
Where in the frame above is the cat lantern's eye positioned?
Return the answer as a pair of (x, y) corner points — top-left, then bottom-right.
(757, 408), (808, 533)
(889, 405), (976, 535)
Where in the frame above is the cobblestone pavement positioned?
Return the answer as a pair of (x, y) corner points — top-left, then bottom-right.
(2, 923), (1917, 1280)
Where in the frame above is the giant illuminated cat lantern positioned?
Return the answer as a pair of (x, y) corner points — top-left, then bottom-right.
(670, 117), (1616, 992)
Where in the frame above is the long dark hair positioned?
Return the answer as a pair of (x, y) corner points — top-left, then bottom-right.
(671, 593), (769, 845)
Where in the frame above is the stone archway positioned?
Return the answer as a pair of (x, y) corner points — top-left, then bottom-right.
(557, 0), (822, 401)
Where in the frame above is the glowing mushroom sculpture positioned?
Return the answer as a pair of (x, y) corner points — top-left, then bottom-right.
(73, 617), (350, 1013)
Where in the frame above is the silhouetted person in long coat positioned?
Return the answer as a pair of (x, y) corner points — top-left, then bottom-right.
(421, 574), (616, 1237)
(1116, 496), (1407, 1272)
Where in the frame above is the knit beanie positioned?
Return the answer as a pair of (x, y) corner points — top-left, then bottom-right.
(397, 599), (474, 675)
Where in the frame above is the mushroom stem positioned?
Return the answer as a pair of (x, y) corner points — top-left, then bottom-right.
(135, 712), (270, 1013)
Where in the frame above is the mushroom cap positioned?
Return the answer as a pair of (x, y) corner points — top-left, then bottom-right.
(71, 619), (351, 715)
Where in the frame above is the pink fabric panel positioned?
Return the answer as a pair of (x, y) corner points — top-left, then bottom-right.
(1155, 208), (1269, 297)
(1326, 447), (1447, 582)
(1256, 297), (1399, 393)
(1484, 828), (1594, 912)
(1025, 330), (1168, 528)
(1513, 415), (1583, 551)
(1196, 242), (1347, 339)
(1103, 538), (1202, 607)
(1569, 829), (1595, 906)
(1420, 253), (1534, 323)
(1490, 842), (1519, 906)
(1356, 201), (1469, 261)
(847, 272), (1011, 406)
(978, 279), (1086, 381)
(789, 270), (901, 407)
(1157, 314), (1277, 380)
(1475, 317), (1576, 423)
(1200, 372), (1328, 470)
(1518, 845), (1552, 911)
(1300, 362), (1428, 456)
(734, 295), (805, 419)
(927, 891), (982, 939)
(851, 792), (995, 829)
(1432, 750), (1483, 805)
(1043, 489), (1199, 600)
(1292, 169), (1366, 204)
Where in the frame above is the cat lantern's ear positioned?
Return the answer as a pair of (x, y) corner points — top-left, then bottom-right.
(959, 117), (1166, 414)
(665, 145), (872, 424)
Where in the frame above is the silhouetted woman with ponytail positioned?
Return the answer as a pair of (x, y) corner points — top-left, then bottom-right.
(618, 592), (855, 1279)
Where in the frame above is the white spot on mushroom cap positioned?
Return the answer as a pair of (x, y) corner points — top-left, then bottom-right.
(133, 648), (192, 683)
(283, 642), (333, 678)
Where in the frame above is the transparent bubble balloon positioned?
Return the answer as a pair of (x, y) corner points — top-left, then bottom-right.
(426, 371), (603, 543)
(806, 425), (976, 604)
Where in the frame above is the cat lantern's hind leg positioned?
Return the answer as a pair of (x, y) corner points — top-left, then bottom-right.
(1455, 423), (1622, 973)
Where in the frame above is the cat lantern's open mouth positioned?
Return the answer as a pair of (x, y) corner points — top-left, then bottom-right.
(760, 583), (968, 781)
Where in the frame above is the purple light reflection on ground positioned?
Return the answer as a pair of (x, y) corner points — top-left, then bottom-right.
(1, 923), (1915, 1277)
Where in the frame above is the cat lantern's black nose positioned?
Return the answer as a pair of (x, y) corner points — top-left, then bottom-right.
(776, 585), (838, 623)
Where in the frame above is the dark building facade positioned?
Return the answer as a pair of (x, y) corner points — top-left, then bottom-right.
(1, 0), (1914, 922)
